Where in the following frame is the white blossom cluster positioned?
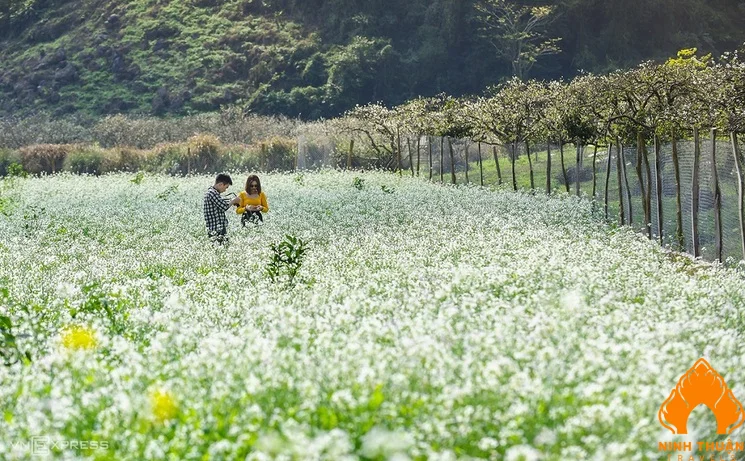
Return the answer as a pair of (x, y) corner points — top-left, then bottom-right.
(0, 170), (744, 460)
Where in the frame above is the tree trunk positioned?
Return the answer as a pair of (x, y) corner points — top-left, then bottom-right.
(526, 140), (534, 190)
(396, 128), (402, 176)
(407, 137), (414, 177)
(559, 141), (569, 193)
(546, 142), (552, 194)
(616, 140), (625, 225)
(604, 144), (612, 220)
(619, 140), (633, 225)
(347, 139), (354, 170)
(635, 132), (650, 238)
(448, 137), (456, 185)
(478, 142), (484, 186)
(510, 142), (517, 191)
(731, 132), (745, 260)
(591, 144), (597, 198)
(642, 135), (653, 239)
(494, 146), (502, 185)
(711, 128), (722, 262)
(671, 131), (684, 250)
(464, 141), (469, 184)
(440, 136), (444, 182)
(575, 143), (581, 196)
(691, 128), (701, 258)
(416, 135), (421, 177)
(654, 134), (664, 244)
(428, 136), (433, 181)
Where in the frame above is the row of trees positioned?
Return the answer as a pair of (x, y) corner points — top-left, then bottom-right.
(330, 48), (745, 261)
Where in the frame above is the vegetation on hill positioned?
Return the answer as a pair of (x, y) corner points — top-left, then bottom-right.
(1, 0), (744, 118)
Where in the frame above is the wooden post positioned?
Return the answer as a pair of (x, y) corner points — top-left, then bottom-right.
(711, 128), (722, 262)
(448, 137), (456, 184)
(187, 147), (191, 174)
(575, 143), (582, 197)
(671, 129), (684, 250)
(619, 140), (633, 225)
(604, 144), (612, 221)
(654, 134), (664, 245)
(347, 139), (354, 170)
(464, 141), (469, 184)
(691, 128), (701, 258)
(731, 132), (745, 260)
(546, 142), (552, 194)
(526, 140), (534, 190)
(428, 136), (433, 181)
(478, 141), (484, 186)
(616, 140), (625, 225)
(591, 144), (598, 198)
(493, 146), (502, 185)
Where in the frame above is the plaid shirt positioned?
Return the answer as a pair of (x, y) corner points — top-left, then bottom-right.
(203, 186), (230, 233)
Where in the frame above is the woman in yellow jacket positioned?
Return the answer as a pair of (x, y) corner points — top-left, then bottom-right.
(237, 174), (269, 226)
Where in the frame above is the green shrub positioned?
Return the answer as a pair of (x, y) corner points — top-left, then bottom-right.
(187, 134), (223, 172)
(223, 144), (261, 171)
(64, 146), (120, 175)
(0, 149), (21, 176)
(257, 136), (296, 171)
(19, 144), (72, 174)
(117, 147), (152, 172)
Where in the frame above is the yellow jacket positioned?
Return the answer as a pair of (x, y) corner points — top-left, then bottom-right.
(236, 191), (269, 214)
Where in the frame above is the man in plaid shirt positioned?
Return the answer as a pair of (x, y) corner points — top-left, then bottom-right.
(204, 173), (240, 243)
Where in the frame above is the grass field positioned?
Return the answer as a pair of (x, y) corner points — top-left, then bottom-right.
(1, 170), (745, 460)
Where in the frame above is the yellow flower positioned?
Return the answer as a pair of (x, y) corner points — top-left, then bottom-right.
(61, 326), (97, 350)
(150, 389), (178, 423)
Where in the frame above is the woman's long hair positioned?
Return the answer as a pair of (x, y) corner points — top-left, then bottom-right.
(245, 175), (262, 194)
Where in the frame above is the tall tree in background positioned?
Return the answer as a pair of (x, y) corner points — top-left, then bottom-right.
(474, 0), (561, 79)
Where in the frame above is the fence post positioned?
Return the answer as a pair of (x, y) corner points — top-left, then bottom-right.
(654, 133), (663, 245)
(635, 132), (649, 237)
(731, 132), (745, 260)
(642, 135), (653, 239)
(604, 144), (612, 221)
(711, 128), (722, 262)
(546, 142), (552, 194)
(560, 141), (569, 193)
(691, 128), (701, 258)
(416, 136), (421, 177)
(396, 128), (402, 177)
(510, 141), (518, 191)
(478, 141), (484, 186)
(616, 140), (625, 225)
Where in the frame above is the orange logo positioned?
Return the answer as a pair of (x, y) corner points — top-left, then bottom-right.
(659, 358), (745, 434)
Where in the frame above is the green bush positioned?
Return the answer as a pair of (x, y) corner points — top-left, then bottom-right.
(223, 144), (261, 172)
(257, 136), (296, 172)
(64, 146), (120, 175)
(0, 149), (21, 176)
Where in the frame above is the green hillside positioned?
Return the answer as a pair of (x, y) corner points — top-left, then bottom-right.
(1, 0), (744, 119)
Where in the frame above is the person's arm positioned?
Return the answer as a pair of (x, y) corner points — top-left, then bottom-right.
(210, 190), (231, 212)
(260, 192), (269, 213)
(235, 192), (246, 214)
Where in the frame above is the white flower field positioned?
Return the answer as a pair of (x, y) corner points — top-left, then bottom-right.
(1, 170), (745, 460)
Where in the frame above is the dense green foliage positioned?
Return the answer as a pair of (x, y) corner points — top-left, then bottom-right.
(1, 0), (744, 118)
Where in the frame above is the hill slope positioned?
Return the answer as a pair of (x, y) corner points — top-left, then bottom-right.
(1, 0), (744, 119)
